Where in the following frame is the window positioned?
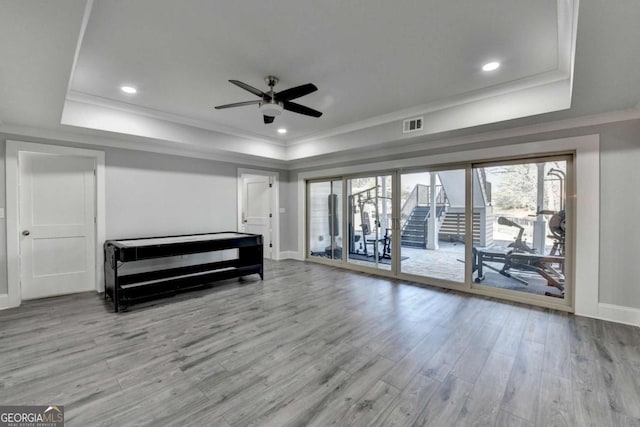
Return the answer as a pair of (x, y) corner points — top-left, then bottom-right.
(472, 158), (569, 300)
(308, 180), (342, 260)
(347, 175), (393, 271)
(400, 168), (467, 283)
(305, 153), (573, 308)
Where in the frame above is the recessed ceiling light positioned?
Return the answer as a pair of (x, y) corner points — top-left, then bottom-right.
(120, 85), (137, 94)
(277, 128), (287, 134)
(482, 62), (500, 72)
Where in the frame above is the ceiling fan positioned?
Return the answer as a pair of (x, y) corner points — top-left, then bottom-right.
(215, 76), (322, 124)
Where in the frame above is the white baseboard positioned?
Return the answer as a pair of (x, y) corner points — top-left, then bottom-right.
(278, 251), (304, 261)
(588, 303), (640, 327)
(0, 294), (10, 310)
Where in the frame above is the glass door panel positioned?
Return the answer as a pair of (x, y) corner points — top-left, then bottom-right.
(399, 169), (467, 283)
(472, 158), (569, 300)
(347, 175), (393, 271)
(308, 180), (343, 260)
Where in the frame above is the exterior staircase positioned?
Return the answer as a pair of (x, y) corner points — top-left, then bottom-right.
(400, 206), (446, 248)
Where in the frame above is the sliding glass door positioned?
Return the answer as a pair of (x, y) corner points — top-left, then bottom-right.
(347, 174), (394, 271)
(308, 179), (343, 261)
(305, 153), (573, 309)
(471, 157), (570, 301)
(399, 168), (468, 284)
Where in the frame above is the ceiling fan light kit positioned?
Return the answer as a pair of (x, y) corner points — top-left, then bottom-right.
(259, 100), (283, 117)
(215, 75), (322, 124)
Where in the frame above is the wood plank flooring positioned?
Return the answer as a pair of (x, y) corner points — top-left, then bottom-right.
(1, 259), (639, 426)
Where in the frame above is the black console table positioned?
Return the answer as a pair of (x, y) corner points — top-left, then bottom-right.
(104, 232), (263, 312)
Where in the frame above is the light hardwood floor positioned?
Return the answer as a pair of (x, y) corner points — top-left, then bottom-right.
(1, 260), (639, 426)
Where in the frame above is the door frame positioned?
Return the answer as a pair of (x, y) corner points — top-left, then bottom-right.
(237, 168), (279, 260)
(343, 172), (399, 276)
(394, 165), (473, 290)
(298, 135), (600, 315)
(5, 141), (105, 308)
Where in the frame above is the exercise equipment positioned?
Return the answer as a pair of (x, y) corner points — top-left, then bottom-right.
(497, 216), (535, 254)
(473, 215), (565, 296)
(541, 209), (566, 257)
(348, 186), (392, 260)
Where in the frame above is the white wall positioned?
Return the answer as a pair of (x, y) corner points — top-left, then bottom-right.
(278, 178), (298, 254)
(0, 135), (292, 296)
(289, 119), (640, 314)
(2, 119), (640, 319)
(599, 121), (640, 307)
(0, 147), (6, 297)
(105, 149), (237, 239)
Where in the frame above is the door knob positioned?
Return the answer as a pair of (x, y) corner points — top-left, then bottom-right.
(22, 230), (30, 236)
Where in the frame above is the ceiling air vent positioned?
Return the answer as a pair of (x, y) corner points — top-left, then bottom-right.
(403, 116), (423, 133)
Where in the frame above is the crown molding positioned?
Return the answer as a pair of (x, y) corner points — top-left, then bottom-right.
(0, 123), (288, 169)
(63, 0), (94, 101)
(66, 91), (285, 147)
(3, 107), (638, 172)
(287, 69), (567, 147)
(2, 1), (585, 168)
(287, 108), (640, 170)
(67, 69), (565, 152)
(288, 0), (579, 147)
(59, 1), (578, 156)
(557, 0), (579, 77)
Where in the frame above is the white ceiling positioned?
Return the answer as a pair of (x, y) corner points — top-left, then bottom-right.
(71, 0), (559, 141)
(1, 0), (640, 165)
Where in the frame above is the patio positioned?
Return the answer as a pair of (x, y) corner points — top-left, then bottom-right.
(330, 240), (564, 299)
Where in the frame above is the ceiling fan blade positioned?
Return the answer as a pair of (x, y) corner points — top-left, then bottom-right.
(214, 100), (261, 109)
(263, 115), (275, 124)
(275, 83), (318, 101)
(283, 101), (322, 118)
(229, 80), (270, 99)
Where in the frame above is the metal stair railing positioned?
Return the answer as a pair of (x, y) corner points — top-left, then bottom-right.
(400, 185), (419, 230)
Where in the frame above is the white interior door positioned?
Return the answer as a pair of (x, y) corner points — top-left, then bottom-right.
(19, 152), (96, 300)
(242, 174), (272, 258)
